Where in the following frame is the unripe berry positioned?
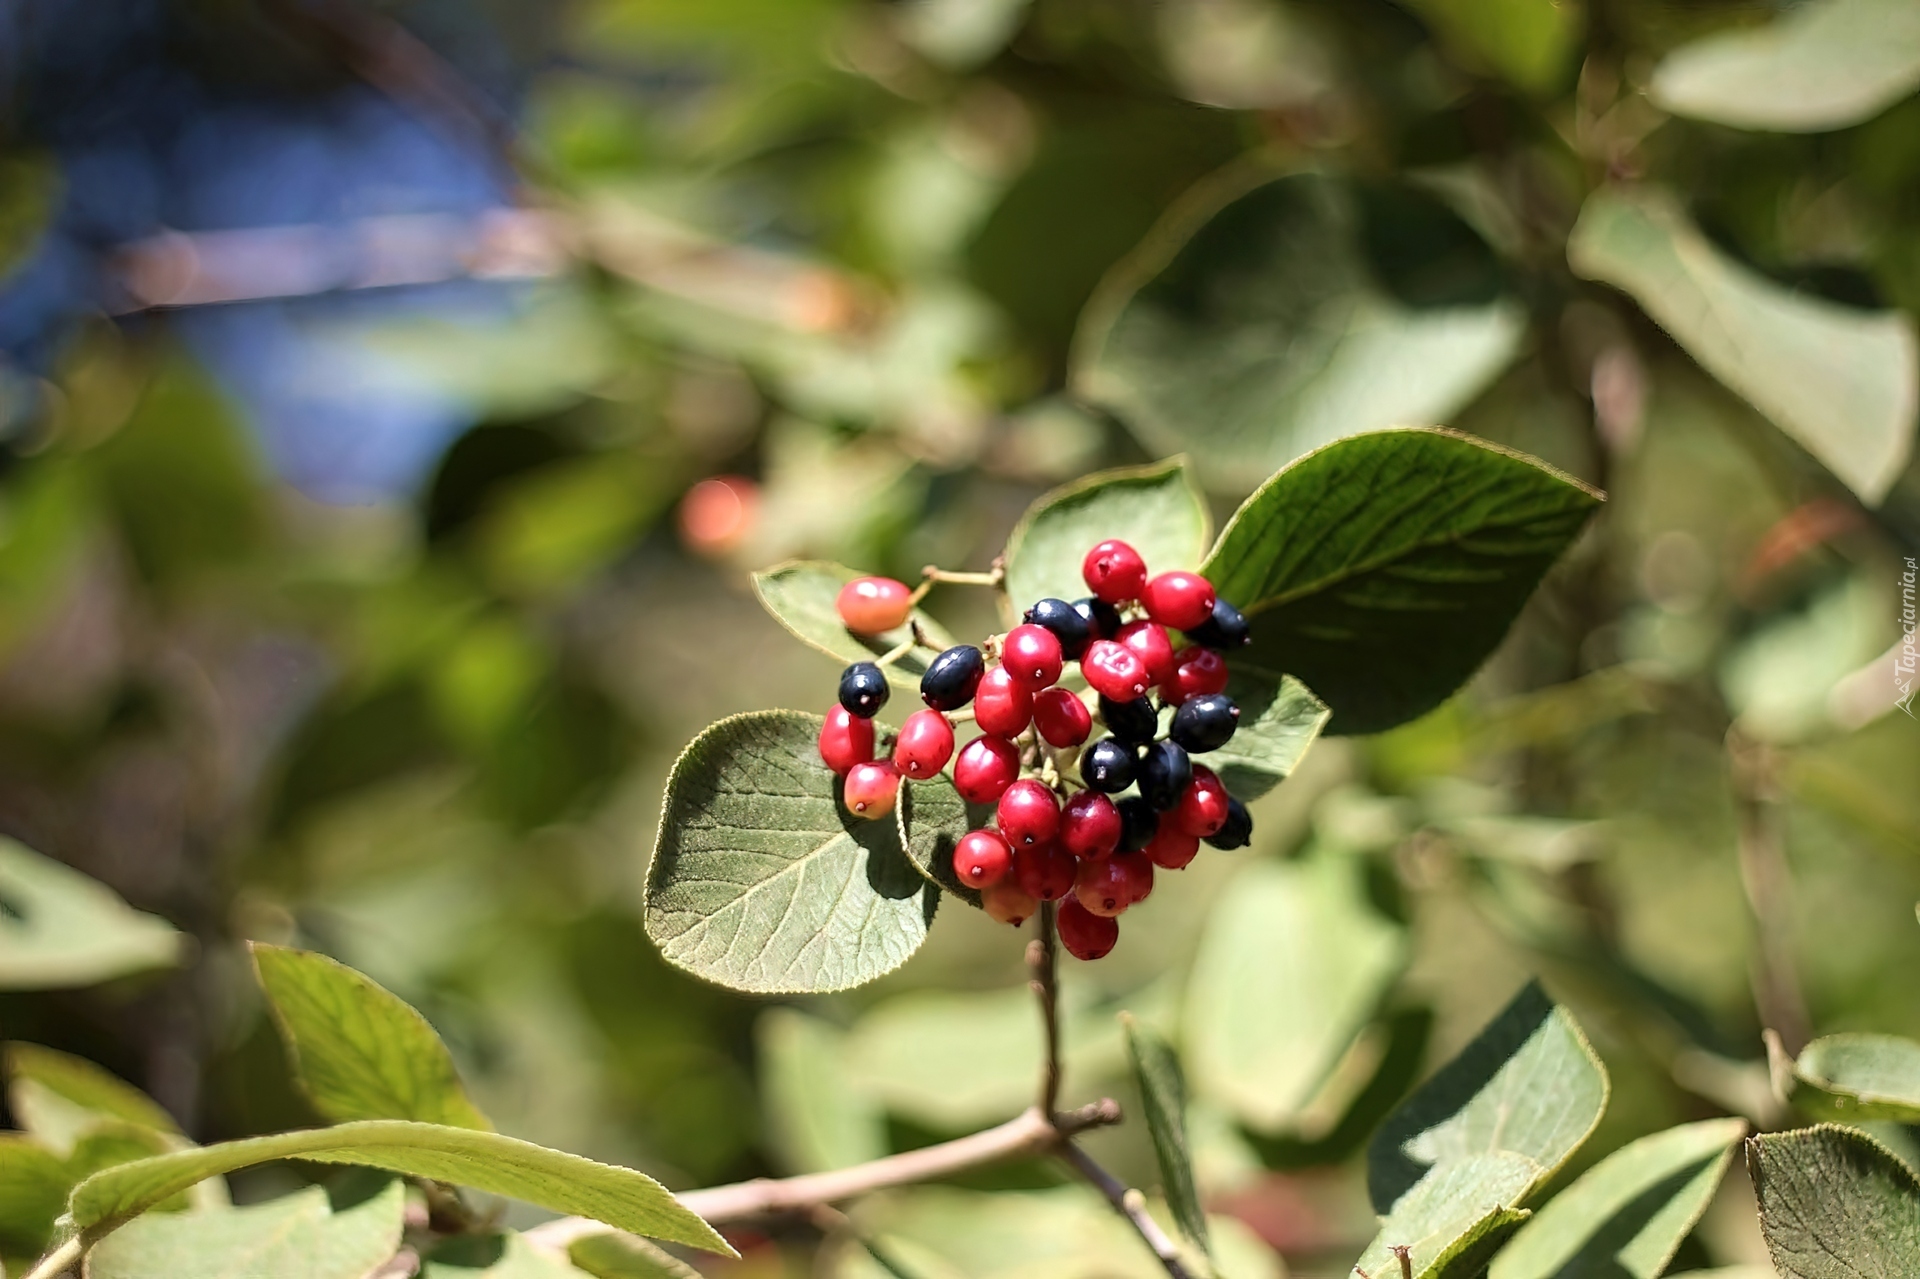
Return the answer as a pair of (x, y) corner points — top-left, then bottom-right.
(1203, 796), (1253, 850)
(1081, 539), (1148, 603)
(839, 662), (890, 718)
(1073, 596), (1123, 641)
(953, 828), (1014, 890)
(1142, 570), (1217, 632)
(1081, 639), (1150, 701)
(818, 705), (874, 775)
(1033, 687), (1093, 748)
(1174, 766), (1231, 837)
(1139, 739), (1193, 811)
(921, 645), (985, 711)
(1170, 693), (1240, 753)
(893, 709), (955, 780)
(1116, 620), (1176, 688)
(1012, 842), (1077, 900)
(982, 879), (1039, 927)
(1186, 597), (1250, 650)
(1080, 738), (1138, 794)
(953, 734), (1020, 804)
(1057, 897), (1119, 960)
(1162, 646), (1229, 706)
(842, 761), (900, 820)
(1116, 795), (1159, 851)
(837, 576), (912, 634)
(1024, 597), (1092, 660)
(1098, 694), (1158, 746)
(1002, 624), (1064, 691)
(996, 779), (1061, 849)
(1144, 824), (1200, 869)
(973, 665), (1033, 738)
(1060, 789), (1122, 860)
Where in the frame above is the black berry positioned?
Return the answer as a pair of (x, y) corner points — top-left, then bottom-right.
(838, 662), (889, 718)
(1138, 739), (1192, 811)
(1073, 596), (1124, 642)
(1116, 795), (1159, 852)
(1080, 738), (1138, 793)
(1170, 694), (1239, 753)
(1024, 597), (1093, 660)
(920, 645), (985, 711)
(1203, 796), (1252, 850)
(1099, 694), (1158, 745)
(1186, 597), (1250, 650)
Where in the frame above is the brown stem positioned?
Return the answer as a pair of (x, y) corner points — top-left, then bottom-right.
(1029, 909), (1063, 1117)
(1728, 727), (1811, 1055)
(1057, 1143), (1197, 1279)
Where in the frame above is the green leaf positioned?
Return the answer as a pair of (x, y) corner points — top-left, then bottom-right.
(0, 1135), (71, 1256)
(65, 1119), (734, 1256)
(1122, 1014), (1207, 1254)
(1568, 186), (1918, 505)
(1074, 172), (1525, 491)
(1184, 848), (1406, 1133)
(425, 1231), (597, 1278)
(897, 773), (984, 907)
(750, 562), (955, 691)
(570, 1231), (707, 1279)
(6, 1043), (179, 1155)
(1001, 458), (1210, 609)
(0, 838), (182, 989)
(1650, 0), (1920, 133)
(250, 943), (492, 1131)
(1355, 983), (1609, 1279)
(86, 1180), (406, 1279)
(757, 1008), (887, 1175)
(1791, 1034), (1920, 1122)
(1201, 427), (1602, 734)
(1748, 1124), (1920, 1277)
(1201, 667), (1329, 801)
(1399, 0), (1582, 94)
(644, 711), (939, 995)
(1489, 1118), (1747, 1279)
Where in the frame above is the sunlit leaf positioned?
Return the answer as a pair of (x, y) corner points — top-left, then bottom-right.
(1401, 0), (1583, 95)
(1201, 667), (1328, 801)
(1075, 172), (1525, 491)
(1748, 1124), (1920, 1276)
(0, 1135), (70, 1256)
(1122, 1014), (1207, 1253)
(1650, 0), (1920, 133)
(757, 1008), (887, 1175)
(570, 1231), (707, 1279)
(425, 1230), (599, 1278)
(1489, 1118), (1746, 1279)
(87, 1180), (405, 1279)
(6, 1043), (179, 1155)
(1001, 457), (1210, 611)
(251, 943), (492, 1130)
(644, 711), (938, 995)
(1568, 186), (1918, 505)
(1201, 429), (1601, 734)
(0, 838), (182, 990)
(1791, 1034), (1920, 1122)
(751, 563), (955, 692)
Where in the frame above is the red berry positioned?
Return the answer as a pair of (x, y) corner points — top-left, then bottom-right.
(1113, 851), (1156, 902)
(982, 880), (1039, 926)
(1074, 852), (1152, 916)
(974, 665), (1033, 738)
(954, 828), (1014, 889)
(953, 735), (1021, 804)
(1060, 790), (1121, 860)
(1058, 897), (1119, 960)
(1082, 539), (1148, 603)
(1033, 687), (1093, 748)
(1173, 766), (1230, 837)
(1144, 824), (1200, 869)
(1012, 842), (1077, 900)
(893, 709), (955, 780)
(1162, 646), (1229, 705)
(1116, 620), (1177, 687)
(843, 761), (900, 820)
(996, 779), (1061, 849)
(1142, 571), (1217, 632)
(818, 705), (875, 775)
(1081, 640), (1150, 701)
(1002, 624), (1064, 691)
(836, 576), (913, 634)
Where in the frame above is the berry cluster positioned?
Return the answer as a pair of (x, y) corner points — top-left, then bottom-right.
(815, 542), (1253, 961)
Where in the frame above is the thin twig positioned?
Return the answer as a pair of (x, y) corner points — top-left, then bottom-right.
(1028, 910), (1063, 1118)
(1728, 728), (1811, 1054)
(1057, 1143), (1196, 1279)
(871, 635), (918, 669)
(920, 566), (1001, 587)
(20, 1238), (82, 1279)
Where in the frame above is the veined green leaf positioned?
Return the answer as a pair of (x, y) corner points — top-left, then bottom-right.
(1001, 458), (1210, 611)
(1791, 1033), (1920, 1122)
(1489, 1118), (1746, 1279)
(644, 711), (938, 995)
(1122, 1014), (1207, 1254)
(751, 562), (955, 691)
(1202, 428), (1601, 734)
(251, 943), (492, 1130)
(0, 838), (182, 990)
(86, 1180), (405, 1279)
(1201, 667), (1328, 801)
(0, 1135), (71, 1257)
(570, 1231), (707, 1279)
(1568, 186), (1917, 506)
(1748, 1124), (1920, 1276)
(65, 1119), (733, 1256)
(897, 772), (984, 907)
